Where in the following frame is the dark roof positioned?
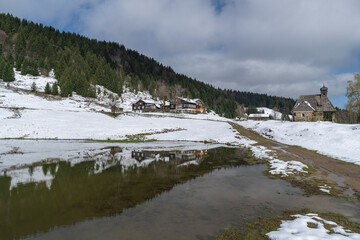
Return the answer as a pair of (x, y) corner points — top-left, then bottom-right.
(291, 94), (336, 113)
(320, 86), (328, 92)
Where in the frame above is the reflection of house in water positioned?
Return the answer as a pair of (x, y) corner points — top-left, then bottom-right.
(131, 150), (206, 166)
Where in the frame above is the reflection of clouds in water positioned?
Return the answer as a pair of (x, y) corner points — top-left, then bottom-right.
(0, 144), (208, 190)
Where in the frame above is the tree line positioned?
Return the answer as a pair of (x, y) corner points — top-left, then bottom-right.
(0, 13), (296, 117)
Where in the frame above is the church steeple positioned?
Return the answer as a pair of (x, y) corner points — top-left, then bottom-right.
(320, 83), (328, 97)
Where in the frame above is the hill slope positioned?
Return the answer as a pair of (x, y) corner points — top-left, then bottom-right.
(0, 13), (294, 117)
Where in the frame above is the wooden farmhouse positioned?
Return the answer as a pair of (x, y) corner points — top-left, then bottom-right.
(111, 105), (123, 114)
(291, 84), (336, 122)
(132, 97), (207, 113)
(172, 97), (206, 113)
(132, 99), (160, 112)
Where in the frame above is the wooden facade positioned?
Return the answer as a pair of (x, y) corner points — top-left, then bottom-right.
(172, 97), (206, 113)
(132, 97), (207, 113)
(132, 100), (160, 112)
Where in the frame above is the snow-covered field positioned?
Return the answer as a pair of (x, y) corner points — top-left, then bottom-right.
(1, 71), (359, 169)
(0, 73), (236, 143)
(238, 120), (360, 165)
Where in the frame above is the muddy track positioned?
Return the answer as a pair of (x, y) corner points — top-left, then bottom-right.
(230, 122), (360, 198)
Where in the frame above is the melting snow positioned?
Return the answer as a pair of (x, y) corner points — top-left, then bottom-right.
(237, 120), (360, 165)
(268, 159), (308, 176)
(304, 100), (315, 111)
(267, 213), (360, 240)
(319, 185), (331, 194)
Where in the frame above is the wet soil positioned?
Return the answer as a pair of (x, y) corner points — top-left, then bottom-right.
(230, 122), (360, 199)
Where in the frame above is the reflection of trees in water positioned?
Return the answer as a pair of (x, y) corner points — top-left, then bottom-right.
(0, 147), (254, 240)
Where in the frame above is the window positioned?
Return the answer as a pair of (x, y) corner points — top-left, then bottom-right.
(302, 113), (305, 117)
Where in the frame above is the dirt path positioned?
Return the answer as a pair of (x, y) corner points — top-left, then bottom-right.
(230, 122), (360, 199)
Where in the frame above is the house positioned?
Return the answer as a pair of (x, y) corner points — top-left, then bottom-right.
(132, 97), (207, 113)
(110, 105), (123, 115)
(248, 113), (270, 120)
(172, 97), (206, 113)
(291, 84), (336, 122)
(132, 99), (160, 112)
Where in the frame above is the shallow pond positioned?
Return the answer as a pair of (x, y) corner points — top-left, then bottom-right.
(0, 140), (359, 240)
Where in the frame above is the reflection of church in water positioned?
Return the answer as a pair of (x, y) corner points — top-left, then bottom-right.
(131, 150), (206, 165)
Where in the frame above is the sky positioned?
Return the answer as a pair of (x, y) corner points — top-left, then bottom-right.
(1, 0), (360, 108)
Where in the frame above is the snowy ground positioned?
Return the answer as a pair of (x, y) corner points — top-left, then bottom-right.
(0, 72), (277, 166)
(267, 213), (360, 240)
(237, 120), (360, 165)
(0, 73), (235, 143)
(1, 72), (357, 176)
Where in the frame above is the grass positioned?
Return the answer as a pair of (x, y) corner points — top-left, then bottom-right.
(216, 209), (360, 240)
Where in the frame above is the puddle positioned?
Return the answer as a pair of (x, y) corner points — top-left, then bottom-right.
(0, 140), (358, 240)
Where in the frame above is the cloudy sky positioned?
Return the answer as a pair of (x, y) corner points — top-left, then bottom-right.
(2, 0), (360, 108)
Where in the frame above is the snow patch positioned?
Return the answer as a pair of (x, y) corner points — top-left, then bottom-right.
(319, 185), (331, 194)
(304, 100), (315, 111)
(267, 213), (360, 240)
(268, 159), (308, 176)
(12, 69), (57, 93)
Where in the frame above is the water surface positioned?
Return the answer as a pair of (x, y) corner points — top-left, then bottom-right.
(0, 141), (358, 240)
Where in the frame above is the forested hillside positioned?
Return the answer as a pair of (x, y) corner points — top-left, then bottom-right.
(226, 90), (295, 114)
(0, 13), (295, 117)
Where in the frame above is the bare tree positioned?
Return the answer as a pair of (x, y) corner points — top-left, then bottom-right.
(346, 73), (360, 114)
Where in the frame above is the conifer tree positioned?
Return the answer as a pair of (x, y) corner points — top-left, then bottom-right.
(15, 55), (23, 71)
(51, 82), (59, 95)
(3, 63), (15, 82)
(31, 82), (37, 92)
(45, 82), (51, 94)
(0, 57), (5, 79)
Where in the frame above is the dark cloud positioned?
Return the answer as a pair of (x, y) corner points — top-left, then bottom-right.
(1, 0), (359, 106)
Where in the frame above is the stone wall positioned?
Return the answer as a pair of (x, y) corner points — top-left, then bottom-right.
(293, 111), (323, 122)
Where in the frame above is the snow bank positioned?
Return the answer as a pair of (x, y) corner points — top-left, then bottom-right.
(268, 159), (308, 176)
(237, 120), (360, 165)
(267, 213), (360, 240)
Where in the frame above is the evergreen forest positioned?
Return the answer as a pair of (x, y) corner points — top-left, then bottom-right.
(0, 13), (295, 118)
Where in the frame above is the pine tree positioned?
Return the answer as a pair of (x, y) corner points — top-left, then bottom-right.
(31, 82), (37, 92)
(0, 57), (5, 79)
(45, 82), (51, 94)
(51, 82), (59, 95)
(3, 63), (15, 82)
(15, 54), (23, 71)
